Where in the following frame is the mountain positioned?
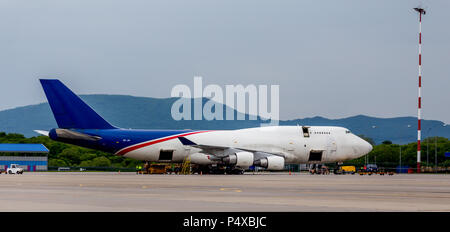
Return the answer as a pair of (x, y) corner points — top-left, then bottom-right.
(0, 94), (448, 144)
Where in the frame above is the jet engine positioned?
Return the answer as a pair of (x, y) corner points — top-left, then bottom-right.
(188, 153), (216, 165)
(254, 156), (285, 170)
(222, 151), (254, 168)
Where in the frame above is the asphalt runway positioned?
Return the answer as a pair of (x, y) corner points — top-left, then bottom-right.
(1, 172), (449, 212)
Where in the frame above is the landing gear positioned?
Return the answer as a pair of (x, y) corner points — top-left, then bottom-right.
(192, 165), (244, 175)
(309, 164), (329, 175)
(225, 167), (244, 175)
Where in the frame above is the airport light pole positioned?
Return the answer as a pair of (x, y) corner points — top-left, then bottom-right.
(399, 145), (402, 173)
(367, 125), (377, 166)
(424, 123), (446, 171)
(434, 124), (447, 173)
(434, 126), (440, 172)
(426, 124), (438, 167)
(426, 127), (432, 166)
(414, 7), (426, 173)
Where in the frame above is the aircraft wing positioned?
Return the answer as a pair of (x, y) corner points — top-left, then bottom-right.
(177, 136), (285, 159)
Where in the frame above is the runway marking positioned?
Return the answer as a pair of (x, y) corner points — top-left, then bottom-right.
(219, 188), (242, 192)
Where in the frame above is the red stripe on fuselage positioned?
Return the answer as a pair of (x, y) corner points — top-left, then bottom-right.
(116, 131), (211, 156)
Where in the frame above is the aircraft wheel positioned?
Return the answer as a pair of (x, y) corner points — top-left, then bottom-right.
(228, 169), (244, 175)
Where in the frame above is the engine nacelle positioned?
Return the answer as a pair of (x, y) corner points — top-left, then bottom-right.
(254, 156), (285, 170)
(188, 153), (215, 165)
(223, 151), (254, 168)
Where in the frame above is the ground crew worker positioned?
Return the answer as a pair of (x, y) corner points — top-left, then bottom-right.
(143, 162), (149, 174)
(136, 165), (142, 174)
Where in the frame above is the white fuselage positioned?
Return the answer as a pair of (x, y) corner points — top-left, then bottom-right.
(121, 126), (372, 165)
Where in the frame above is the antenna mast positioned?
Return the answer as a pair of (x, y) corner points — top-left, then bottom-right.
(414, 7), (426, 173)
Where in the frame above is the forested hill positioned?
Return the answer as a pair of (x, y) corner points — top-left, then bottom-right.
(0, 94), (448, 144)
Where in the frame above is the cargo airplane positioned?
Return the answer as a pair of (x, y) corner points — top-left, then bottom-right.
(36, 79), (372, 174)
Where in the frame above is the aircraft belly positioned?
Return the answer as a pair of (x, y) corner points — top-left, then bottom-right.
(122, 140), (188, 162)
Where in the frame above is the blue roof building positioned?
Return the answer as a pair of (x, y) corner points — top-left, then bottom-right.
(0, 144), (49, 153)
(0, 144), (49, 172)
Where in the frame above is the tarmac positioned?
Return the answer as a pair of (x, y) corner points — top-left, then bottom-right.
(0, 172), (450, 212)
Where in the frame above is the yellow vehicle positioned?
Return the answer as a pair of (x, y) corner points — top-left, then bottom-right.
(137, 163), (170, 174)
(148, 164), (167, 174)
(334, 165), (356, 175)
(342, 166), (356, 173)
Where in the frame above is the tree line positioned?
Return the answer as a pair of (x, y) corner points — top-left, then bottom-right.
(351, 135), (450, 168)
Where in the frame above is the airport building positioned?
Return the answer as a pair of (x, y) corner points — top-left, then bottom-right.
(0, 144), (49, 171)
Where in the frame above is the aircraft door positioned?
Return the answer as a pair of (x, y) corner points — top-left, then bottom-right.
(158, 149), (174, 162)
(325, 136), (337, 162)
(296, 126), (309, 162)
(308, 150), (323, 162)
(302, 126), (310, 138)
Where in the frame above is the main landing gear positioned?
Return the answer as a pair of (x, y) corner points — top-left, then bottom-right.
(192, 165), (245, 175)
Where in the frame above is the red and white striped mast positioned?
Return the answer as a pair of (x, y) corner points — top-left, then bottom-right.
(414, 7), (426, 173)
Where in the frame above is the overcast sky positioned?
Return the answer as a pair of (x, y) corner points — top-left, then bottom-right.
(1, 0), (449, 123)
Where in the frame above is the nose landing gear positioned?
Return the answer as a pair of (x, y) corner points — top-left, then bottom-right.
(309, 164), (330, 175)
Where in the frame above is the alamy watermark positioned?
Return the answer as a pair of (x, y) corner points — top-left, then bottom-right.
(171, 76), (279, 126)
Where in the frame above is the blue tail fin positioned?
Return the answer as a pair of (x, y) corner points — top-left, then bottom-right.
(40, 79), (116, 129)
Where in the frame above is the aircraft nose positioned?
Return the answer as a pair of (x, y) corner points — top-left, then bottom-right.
(359, 139), (373, 155)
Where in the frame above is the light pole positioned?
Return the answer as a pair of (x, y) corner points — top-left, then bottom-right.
(434, 124), (447, 172)
(397, 124), (413, 173)
(368, 125), (377, 166)
(435, 135), (437, 173)
(399, 145), (402, 173)
(425, 123), (446, 172)
(426, 127), (433, 167)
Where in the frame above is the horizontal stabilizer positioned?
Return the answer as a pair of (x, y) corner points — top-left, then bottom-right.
(34, 130), (49, 136)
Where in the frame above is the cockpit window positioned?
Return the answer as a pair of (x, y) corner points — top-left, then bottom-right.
(345, 130), (351, 134)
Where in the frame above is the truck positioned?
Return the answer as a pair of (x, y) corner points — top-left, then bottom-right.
(6, 164), (24, 174)
(334, 166), (356, 175)
(365, 164), (378, 173)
